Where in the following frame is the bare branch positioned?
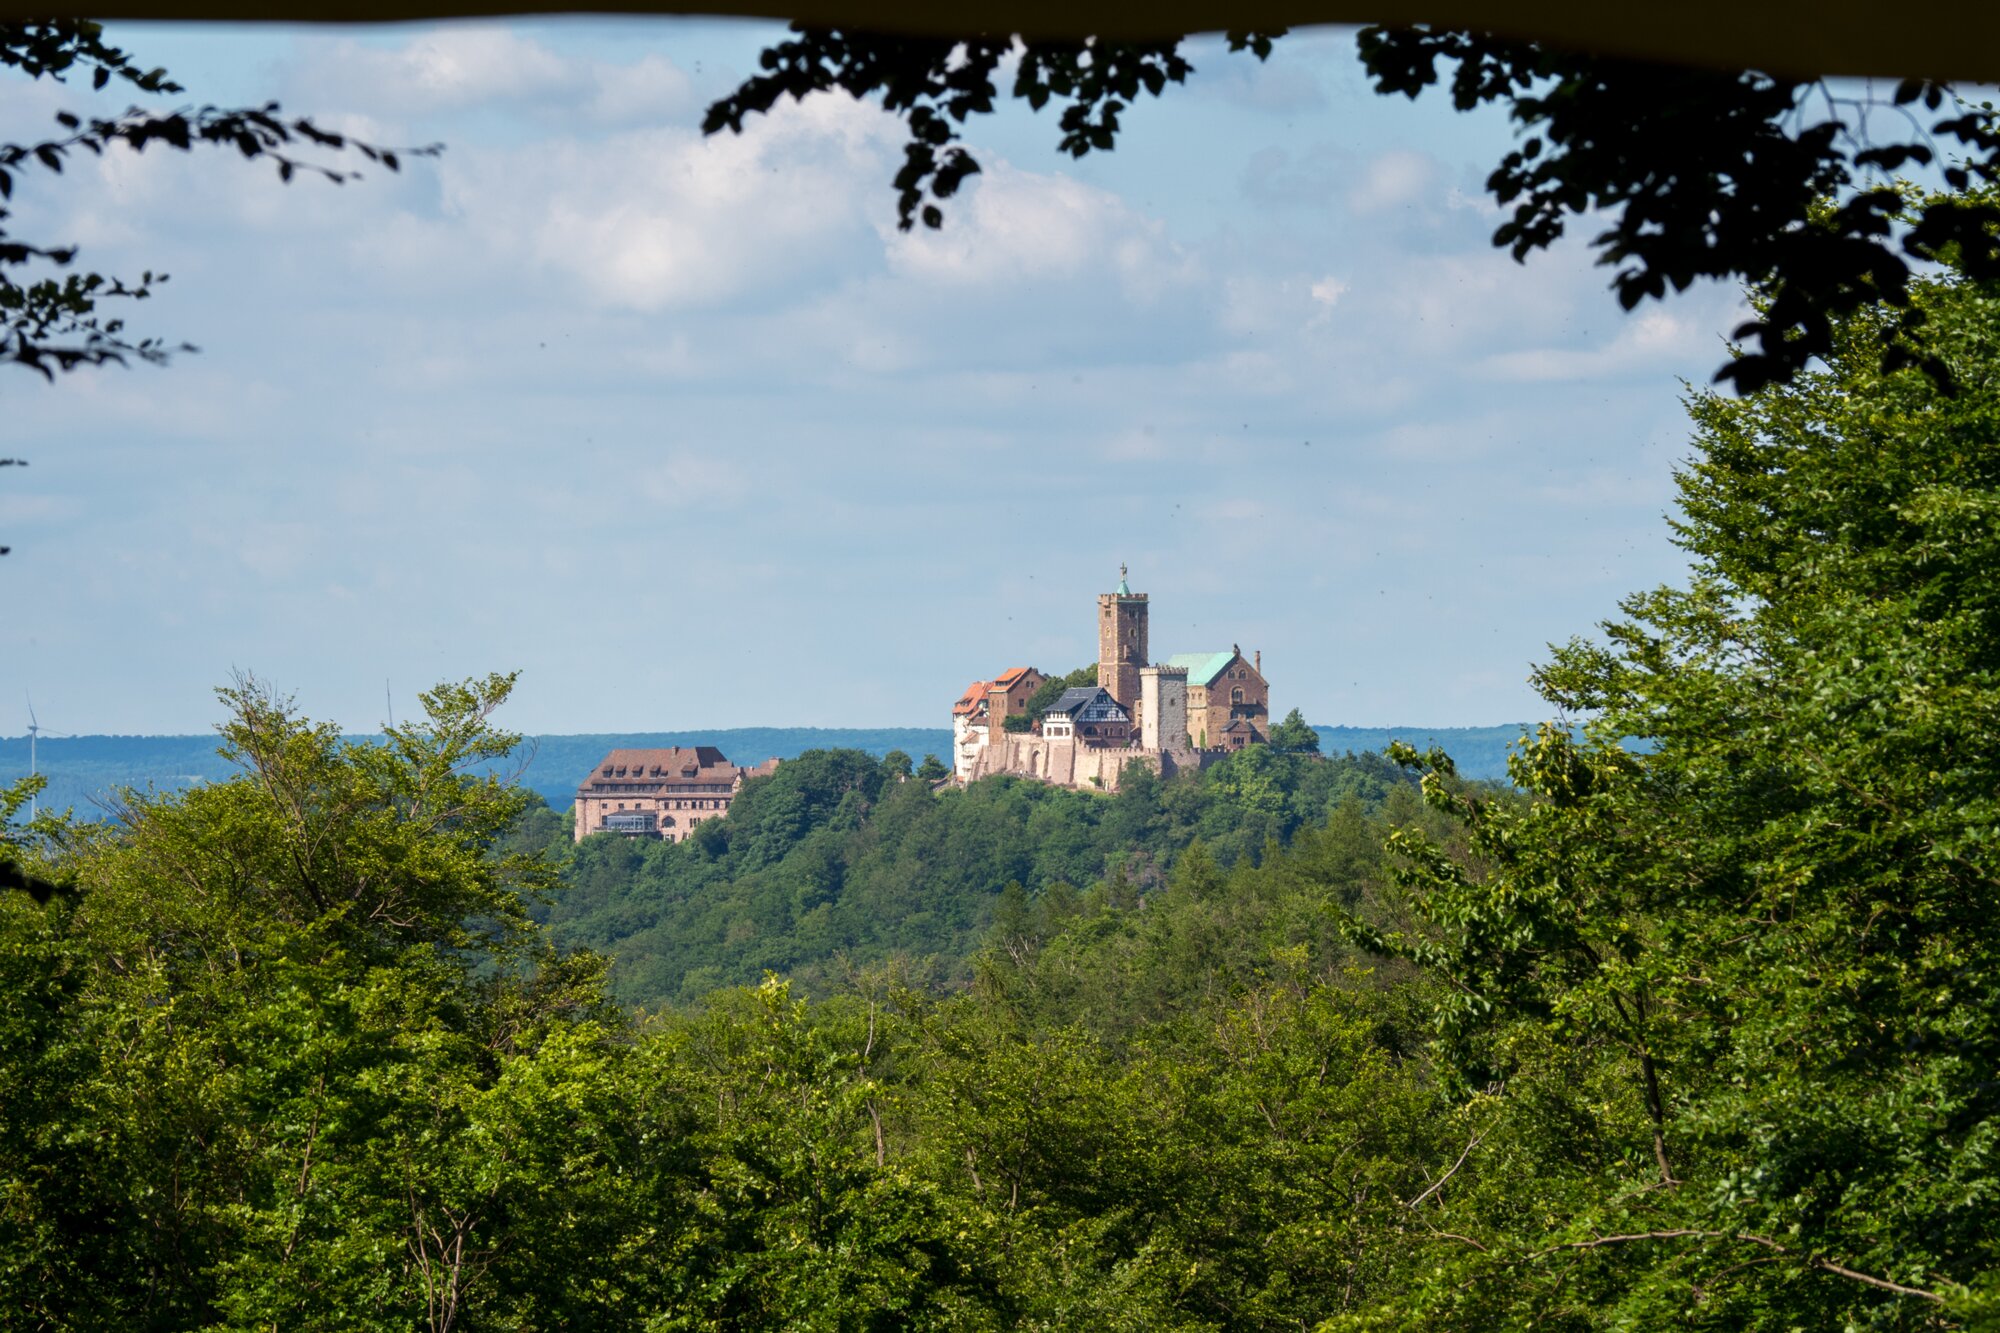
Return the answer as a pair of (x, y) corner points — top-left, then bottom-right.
(1406, 1129), (1484, 1210)
(1529, 1230), (1945, 1302)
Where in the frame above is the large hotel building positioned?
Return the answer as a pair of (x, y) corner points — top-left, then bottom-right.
(572, 746), (778, 842)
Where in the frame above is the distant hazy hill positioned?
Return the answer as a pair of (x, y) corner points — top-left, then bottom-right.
(1312, 725), (1529, 781)
(506, 731), (954, 806)
(0, 729), (955, 816)
(0, 723), (1529, 817)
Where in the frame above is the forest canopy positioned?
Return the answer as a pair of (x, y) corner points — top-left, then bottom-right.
(537, 739), (1414, 1006)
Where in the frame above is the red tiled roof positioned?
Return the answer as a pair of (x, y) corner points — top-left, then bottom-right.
(580, 746), (746, 791)
(953, 680), (993, 715)
(992, 666), (1039, 689)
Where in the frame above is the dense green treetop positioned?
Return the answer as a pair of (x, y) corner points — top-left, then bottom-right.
(1344, 258), (2000, 1327)
(1267, 707), (1321, 753)
(0, 668), (1446, 1331)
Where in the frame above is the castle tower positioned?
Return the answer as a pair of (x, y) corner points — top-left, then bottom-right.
(1097, 563), (1149, 732)
(1140, 665), (1189, 751)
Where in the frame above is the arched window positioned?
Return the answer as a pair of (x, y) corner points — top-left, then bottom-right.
(1231, 687), (1245, 704)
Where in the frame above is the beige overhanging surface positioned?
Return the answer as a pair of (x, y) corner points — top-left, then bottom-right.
(6, 3), (2000, 82)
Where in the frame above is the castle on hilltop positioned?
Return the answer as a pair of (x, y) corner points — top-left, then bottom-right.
(951, 568), (1270, 790)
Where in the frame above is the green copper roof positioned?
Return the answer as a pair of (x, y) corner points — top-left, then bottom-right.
(1164, 651), (1237, 687)
(1115, 561), (1131, 596)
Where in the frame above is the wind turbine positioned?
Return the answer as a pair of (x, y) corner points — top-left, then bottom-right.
(25, 697), (40, 821)
(24, 696), (65, 821)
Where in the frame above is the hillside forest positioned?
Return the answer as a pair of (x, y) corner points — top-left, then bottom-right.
(7, 260), (2000, 1329)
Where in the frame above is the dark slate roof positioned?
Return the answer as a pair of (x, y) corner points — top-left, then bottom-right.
(1045, 686), (1109, 717)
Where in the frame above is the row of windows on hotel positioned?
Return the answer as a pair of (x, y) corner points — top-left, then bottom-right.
(613, 798), (726, 811)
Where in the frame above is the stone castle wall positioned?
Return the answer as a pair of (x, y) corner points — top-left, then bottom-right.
(966, 730), (1220, 792)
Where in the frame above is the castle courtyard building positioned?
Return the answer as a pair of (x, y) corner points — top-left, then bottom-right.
(1166, 647), (1270, 749)
(1040, 686), (1133, 745)
(989, 667), (1047, 719)
(952, 667), (1048, 780)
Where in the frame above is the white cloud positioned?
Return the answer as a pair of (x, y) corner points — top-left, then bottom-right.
(1310, 276), (1348, 307)
(884, 162), (1190, 300)
(1218, 271), (1351, 338)
(1477, 306), (1736, 383)
(581, 53), (697, 125)
(284, 28), (693, 125)
(1307, 275), (1348, 328)
(1349, 148), (1439, 215)
(366, 93), (897, 312)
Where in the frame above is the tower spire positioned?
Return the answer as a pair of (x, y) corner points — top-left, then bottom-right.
(1116, 562), (1131, 596)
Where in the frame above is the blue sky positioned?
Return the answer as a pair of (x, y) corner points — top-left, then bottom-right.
(2, 20), (1750, 735)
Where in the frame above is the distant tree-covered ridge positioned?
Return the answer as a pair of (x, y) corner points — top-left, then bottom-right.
(1, 722), (1529, 817)
(528, 744), (1423, 1008)
(0, 727), (952, 814)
